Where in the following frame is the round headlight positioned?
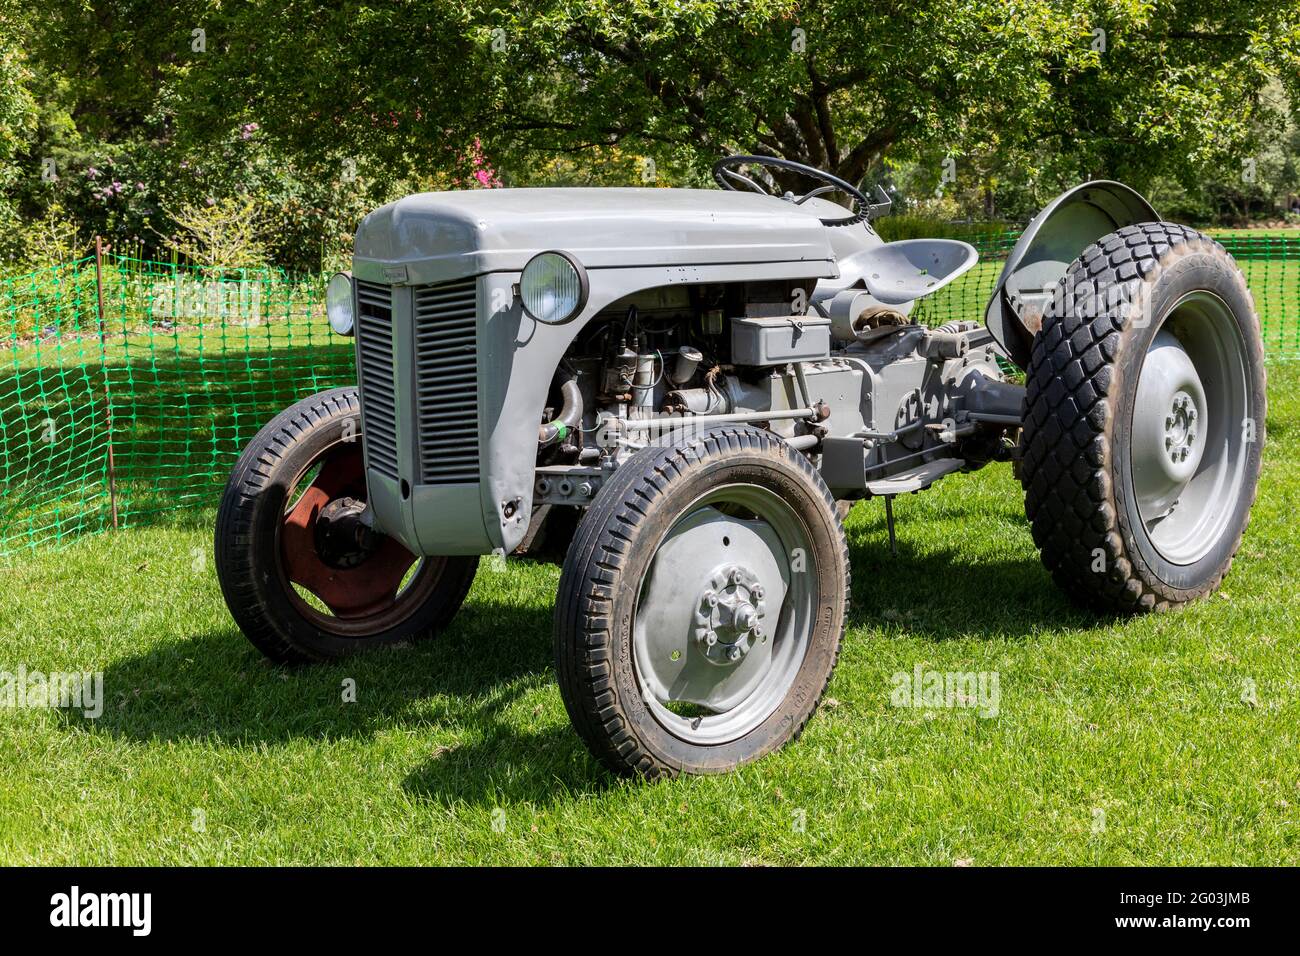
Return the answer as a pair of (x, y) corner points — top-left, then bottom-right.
(520, 251), (588, 324)
(326, 272), (355, 336)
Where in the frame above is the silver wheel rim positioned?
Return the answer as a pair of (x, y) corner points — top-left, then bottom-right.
(1130, 291), (1249, 565)
(632, 484), (816, 745)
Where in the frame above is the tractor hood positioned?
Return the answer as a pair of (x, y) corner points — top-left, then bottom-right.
(985, 181), (1158, 368)
(353, 187), (838, 286)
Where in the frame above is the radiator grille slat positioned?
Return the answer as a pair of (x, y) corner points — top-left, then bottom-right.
(414, 278), (480, 485)
(355, 281), (399, 480)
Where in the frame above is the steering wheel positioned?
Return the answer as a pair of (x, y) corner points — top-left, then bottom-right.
(712, 154), (886, 227)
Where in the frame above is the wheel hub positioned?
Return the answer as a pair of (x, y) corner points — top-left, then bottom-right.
(1133, 329), (1207, 519)
(632, 503), (796, 732)
(693, 564), (769, 665)
(280, 445), (419, 618)
(314, 496), (379, 569)
(1163, 391), (1199, 465)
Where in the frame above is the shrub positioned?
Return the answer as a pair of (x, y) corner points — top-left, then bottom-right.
(874, 214), (1016, 245)
(159, 195), (268, 274)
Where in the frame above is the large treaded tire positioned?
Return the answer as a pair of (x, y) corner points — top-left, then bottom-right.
(215, 387), (479, 663)
(554, 425), (850, 779)
(1020, 222), (1266, 612)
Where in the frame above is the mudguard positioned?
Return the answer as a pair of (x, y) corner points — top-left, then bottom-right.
(984, 181), (1158, 368)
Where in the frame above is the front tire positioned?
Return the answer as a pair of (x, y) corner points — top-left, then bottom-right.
(1021, 223), (1266, 612)
(554, 426), (849, 778)
(215, 387), (479, 663)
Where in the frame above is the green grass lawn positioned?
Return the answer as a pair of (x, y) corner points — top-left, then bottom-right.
(1, 365), (1298, 865)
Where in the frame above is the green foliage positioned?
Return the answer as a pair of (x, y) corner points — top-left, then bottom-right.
(1149, 80), (1300, 225)
(160, 195), (269, 272)
(873, 215), (1014, 244)
(17, 202), (83, 266)
(3, 2), (451, 271)
(0, 0), (38, 261)
(168, 2), (1300, 198)
(3, 0), (1300, 269)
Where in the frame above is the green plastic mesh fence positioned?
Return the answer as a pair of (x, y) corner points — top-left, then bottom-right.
(0, 255), (354, 555)
(1214, 236), (1300, 357)
(1, 233), (1297, 556)
(912, 233), (1300, 358)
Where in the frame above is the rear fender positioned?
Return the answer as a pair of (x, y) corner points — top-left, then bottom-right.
(985, 181), (1158, 368)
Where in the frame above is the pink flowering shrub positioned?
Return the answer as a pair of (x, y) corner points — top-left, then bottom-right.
(456, 138), (502, 189)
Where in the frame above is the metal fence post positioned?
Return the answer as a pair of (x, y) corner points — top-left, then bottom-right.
(94, 236), (120, 529)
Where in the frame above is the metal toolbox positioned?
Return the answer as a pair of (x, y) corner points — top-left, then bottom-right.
(730, 315), (832, 365)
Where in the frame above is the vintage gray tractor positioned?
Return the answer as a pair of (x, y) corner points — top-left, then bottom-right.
(215, 156), (1265, 778)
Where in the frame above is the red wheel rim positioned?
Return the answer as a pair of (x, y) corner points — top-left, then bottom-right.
(278, 443), (428, 623)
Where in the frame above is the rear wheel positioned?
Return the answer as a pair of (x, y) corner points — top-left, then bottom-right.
(554, 426), (849, 778)
(215, 387), (478, 663)
(1021, 223), (1266, 612)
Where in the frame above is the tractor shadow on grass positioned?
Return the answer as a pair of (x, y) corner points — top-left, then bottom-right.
(74, 498), (1098, 805)
(398, 722), (610, 807)
(74, 588), (612, 804)
(840, 502), (1101, 640)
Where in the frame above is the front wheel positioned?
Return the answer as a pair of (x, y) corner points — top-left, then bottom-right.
(554, 426), (850, 778)
(1021, 223), (1266, 612)
(215, 387), (479, 663)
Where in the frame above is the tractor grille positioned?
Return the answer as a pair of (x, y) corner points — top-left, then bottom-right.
(413, 278), (480, 485)
(355, 280), (400, 480)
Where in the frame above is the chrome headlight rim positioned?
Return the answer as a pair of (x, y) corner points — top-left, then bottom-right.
(326, 271), (355, 336)
(519, 250), (589, 325)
